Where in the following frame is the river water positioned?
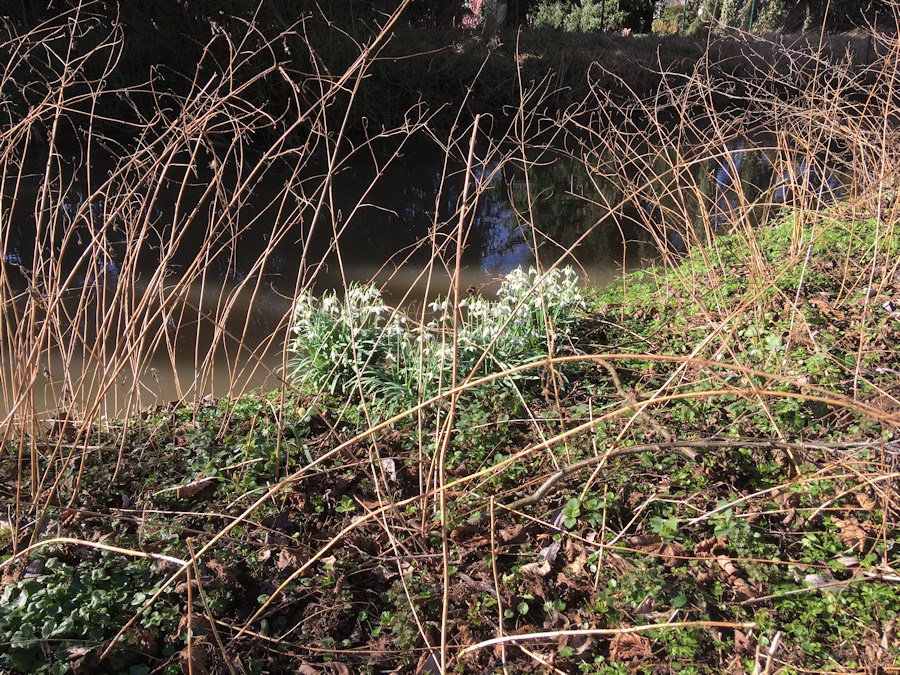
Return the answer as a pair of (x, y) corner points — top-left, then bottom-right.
(0, 137), (839, 420)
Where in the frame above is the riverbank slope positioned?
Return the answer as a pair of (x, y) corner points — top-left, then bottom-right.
(2, 200), (898, 673)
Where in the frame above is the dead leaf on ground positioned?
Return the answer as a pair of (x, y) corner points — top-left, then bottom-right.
(634, 593), (660, 617)
(856, 491), (879, 510)
(543, 606), (563, 629)
(450, 580), (478, 601)
(178, 641), (209, 675)
(207, 559), (242, 590)
(540, 539), (561, 563)
(450, 524), (489, 548)
(654, 541), (686, 567)
(128, 626), (159, 653)
(66, 645), (95, 662)
(694, 537), (725, 558)
(603, 552), (634, 575)
(834, 517), (868, 551)
(450, 524), (478, 542)
(609, 631), (652, 664)
(625, 533), (662, 547)
(772, 489), (800, 508)
(455, 620), (476, 646)
(773, 489), (802, 518)
(733, 629), (752, 654)
(520, 560), (553, 577)
(834, 555), (859, 568)
(571, 633), (597, 655)
(716, 555), (740, 577)
(174, 578), (209, 595)
(499, 524), (527, 545)
(556, 571), (592, 598)
(277, 548), (303, 571)
(175, 475), (219, 500)
(567, 548), (589, 576)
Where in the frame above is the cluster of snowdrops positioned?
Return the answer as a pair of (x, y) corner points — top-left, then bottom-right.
(287, 266), (586, 412)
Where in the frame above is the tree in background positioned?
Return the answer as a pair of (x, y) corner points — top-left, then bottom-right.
(652, 3), (699, 33)
(507, 0), (533, 23)
(532, 0), (656, 32)
(697, 0), (886, 32)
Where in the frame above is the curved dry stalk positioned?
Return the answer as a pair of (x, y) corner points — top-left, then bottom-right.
(458, 620), (759, 656)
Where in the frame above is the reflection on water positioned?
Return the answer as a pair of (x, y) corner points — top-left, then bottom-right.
(1, 138), (842, 418)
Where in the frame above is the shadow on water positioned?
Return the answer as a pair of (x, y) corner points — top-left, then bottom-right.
(1, 137), (843, 417)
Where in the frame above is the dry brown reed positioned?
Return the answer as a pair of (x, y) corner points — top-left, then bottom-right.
(1, 1), (899, 671)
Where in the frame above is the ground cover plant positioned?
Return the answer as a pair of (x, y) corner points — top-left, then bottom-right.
(3, 203), (897, 674)
(2, 2), (900, 674)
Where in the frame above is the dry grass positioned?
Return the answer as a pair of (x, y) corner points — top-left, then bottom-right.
(1, 2), (899, 673)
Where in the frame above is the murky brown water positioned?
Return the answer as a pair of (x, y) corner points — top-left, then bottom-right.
(2, 138), (838, 420)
